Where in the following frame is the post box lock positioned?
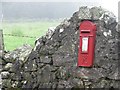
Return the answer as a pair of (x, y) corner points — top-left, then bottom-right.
(78, 20), (97, 67)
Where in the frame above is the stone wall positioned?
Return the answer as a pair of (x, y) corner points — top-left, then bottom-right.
(1, 6), (120, 89)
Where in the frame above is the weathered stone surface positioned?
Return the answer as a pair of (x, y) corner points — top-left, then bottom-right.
(52, 54), (75, 66)
(2, 79), (12, 88)
(2, 6), (120, 89)
(57, 80), (72, 88)
(24, 58), (38, 72)
(1, 71), (10, 79)
(68, 78), (84, 88)
(78, 6), (92, 20)
(90, 7), (105, 20)
(4, 63), (13, 71)
(40, 55), (52, 64)
(4, 44), (32, 63)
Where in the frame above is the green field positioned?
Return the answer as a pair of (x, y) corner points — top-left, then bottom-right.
(3, 21), (60, 51)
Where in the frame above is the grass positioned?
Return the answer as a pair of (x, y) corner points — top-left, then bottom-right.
(2, 20), (60, 51)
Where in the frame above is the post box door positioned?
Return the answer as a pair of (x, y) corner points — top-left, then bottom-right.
(78, 20), (96, 67)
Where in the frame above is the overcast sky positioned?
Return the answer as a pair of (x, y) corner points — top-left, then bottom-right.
(0, 0), (119, 17)
(1, 0), (102, 2)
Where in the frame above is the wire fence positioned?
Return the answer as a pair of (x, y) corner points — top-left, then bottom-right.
(3, 33), (37, 38)
(1, 29), (40, 51)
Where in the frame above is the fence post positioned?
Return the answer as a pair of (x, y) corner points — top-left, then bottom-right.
(0, 30), (3, 88)
(0, 29), (4, 58)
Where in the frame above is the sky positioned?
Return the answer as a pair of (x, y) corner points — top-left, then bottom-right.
(101, 0), (119, 17)
(0, 0), (119, 17)
(1, 0), (119, 15)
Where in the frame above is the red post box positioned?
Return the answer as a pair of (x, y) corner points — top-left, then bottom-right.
(78, 20), (97, 67)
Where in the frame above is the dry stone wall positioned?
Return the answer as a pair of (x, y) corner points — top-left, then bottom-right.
(1, 6), (120, 89)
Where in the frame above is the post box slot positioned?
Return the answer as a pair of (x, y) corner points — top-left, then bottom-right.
(81, 30), (90, 33)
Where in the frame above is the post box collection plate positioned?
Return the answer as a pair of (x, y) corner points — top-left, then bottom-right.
(82, 37), (88, 52)
(78, 21), (97, 67)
